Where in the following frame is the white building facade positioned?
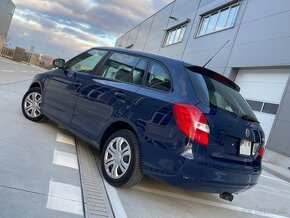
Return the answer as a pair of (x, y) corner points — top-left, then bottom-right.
(0, 0), (15, 48)
(115, 0), (290, 156)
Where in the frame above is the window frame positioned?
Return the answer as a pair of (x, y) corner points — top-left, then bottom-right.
(163, 23), (187, 47)
(196, 2), (240, 37)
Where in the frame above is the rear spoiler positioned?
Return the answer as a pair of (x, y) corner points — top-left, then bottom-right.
(185, 64), (240, 92)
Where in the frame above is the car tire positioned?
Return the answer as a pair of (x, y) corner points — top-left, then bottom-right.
(22, 87), (46, 122)
(101, 129), (143, 188)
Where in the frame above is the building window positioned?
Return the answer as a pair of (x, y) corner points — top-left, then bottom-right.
(246, 100), (279, 115)
(197, 2), (240, 37)
(164, 24), (187, 46)
(246, 100), (264, 112)
(262, 103), (279, 115)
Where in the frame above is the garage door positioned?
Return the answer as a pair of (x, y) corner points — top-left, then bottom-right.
(235, 68), (289, 143)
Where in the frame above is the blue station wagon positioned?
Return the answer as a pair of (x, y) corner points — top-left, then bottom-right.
(22, 48), (265, 201)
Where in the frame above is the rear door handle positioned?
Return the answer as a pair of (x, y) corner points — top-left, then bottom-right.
(74, 81), (82, 87)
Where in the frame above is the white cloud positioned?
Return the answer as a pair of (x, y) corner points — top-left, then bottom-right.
(10, 10), (114, 59)
(8, 0), (171, 58)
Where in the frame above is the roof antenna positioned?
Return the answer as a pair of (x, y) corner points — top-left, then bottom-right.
(203, 40), (230, 68)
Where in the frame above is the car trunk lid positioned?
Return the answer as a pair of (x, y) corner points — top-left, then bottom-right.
(203, 105), (264, 162)
(186, 65), (264, 162)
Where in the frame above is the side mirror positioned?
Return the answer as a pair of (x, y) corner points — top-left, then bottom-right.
(53, 58), (65, 69)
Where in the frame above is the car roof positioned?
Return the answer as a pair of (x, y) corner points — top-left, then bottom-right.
(94, 47), (183, 65)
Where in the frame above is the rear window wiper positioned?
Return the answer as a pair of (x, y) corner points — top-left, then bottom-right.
(241, 114), (259, 123)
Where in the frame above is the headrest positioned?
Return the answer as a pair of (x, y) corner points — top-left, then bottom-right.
(115, 69), (133, 82)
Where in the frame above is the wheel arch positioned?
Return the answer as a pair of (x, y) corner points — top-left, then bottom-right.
(99, 119), (141, 152)
(29, 82), (42, 92)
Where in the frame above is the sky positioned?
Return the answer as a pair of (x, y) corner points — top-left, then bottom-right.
(8, 0), (172, 59)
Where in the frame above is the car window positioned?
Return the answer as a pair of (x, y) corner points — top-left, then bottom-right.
(100, 52), (144, 84)
(132, 59), (147, 85)
(188, 69), (258, 121)
(66, 49), (108, 73)
(146, 62), (171, 91)
(205, 76), (257, 120)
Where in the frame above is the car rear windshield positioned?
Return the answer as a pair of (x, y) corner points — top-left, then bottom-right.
(188, 69), (258, 122)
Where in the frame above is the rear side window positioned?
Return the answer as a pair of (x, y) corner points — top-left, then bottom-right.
(188, 70), (258, 122)
(100, 52), (145, 85)
(145, 62), (171, 91)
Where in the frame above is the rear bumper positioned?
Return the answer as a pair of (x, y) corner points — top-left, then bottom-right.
(147, 154), (262, 194)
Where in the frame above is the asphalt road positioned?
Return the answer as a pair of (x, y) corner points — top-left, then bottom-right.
(0, 57), (289, 218)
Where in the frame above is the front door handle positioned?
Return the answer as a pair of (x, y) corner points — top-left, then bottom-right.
(74, 81), (82, 87)
(114, 91), (126, 98)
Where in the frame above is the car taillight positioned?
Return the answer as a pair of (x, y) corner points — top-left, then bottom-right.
(173, 104), (210, 146)
(258, 146), (265, 158)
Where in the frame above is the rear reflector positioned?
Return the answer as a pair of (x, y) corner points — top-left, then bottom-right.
(173, 104), (210, 146)
(258, 147), (265, 158)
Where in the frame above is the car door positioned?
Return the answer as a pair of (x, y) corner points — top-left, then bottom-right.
(71, 52), (147, 141)
(42, 49), (108, 124)
(132, 61), (175, 172)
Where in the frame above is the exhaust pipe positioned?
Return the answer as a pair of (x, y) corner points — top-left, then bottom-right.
(219, 192), (234, 202)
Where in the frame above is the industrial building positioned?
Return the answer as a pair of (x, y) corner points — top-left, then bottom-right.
(115, 0), (290, 157)
(0, 0), (15, 50)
